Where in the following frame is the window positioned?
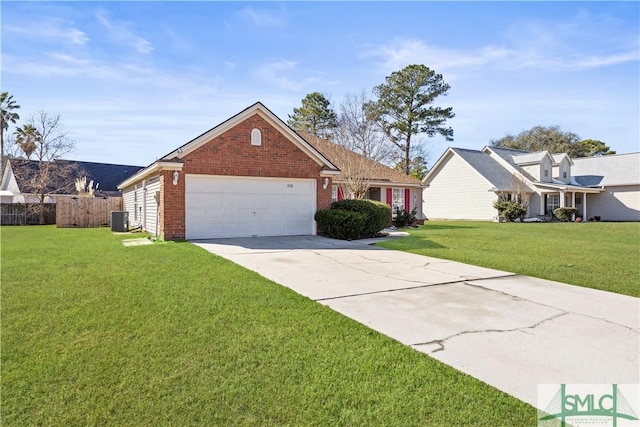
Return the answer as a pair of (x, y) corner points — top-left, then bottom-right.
(331, 185), (338, 202)
(392, 188), (404, 212)
(563, 171), (567, 179)
(251, 128), (262, 146)
(544, 169), (549, 177)
(546, 194), (559, 214)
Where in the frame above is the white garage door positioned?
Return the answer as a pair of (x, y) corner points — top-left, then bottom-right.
(185, 175), (316, 239)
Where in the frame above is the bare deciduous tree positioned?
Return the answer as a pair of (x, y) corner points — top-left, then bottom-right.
(337, 90), (393, 164)
(12, 111), (77, 224)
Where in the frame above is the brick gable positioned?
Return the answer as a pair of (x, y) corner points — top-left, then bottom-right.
(183, 114), (320, 179)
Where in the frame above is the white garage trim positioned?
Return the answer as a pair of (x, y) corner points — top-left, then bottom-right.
(185, 174), (317, 239)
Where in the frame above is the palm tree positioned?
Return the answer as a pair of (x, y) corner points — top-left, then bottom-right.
(1, 92), (21, 172)
(15, 124), (40, 159)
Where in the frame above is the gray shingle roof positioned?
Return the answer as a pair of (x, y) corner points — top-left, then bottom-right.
(451, 148), (518, 190)
(572, 153), (640, 186)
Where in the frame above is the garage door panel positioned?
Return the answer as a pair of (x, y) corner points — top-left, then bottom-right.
(186, 175), (316, 239)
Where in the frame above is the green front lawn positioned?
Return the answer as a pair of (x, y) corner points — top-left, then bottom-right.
(378, 221), (640, 297)
(2, 226), (534, 426)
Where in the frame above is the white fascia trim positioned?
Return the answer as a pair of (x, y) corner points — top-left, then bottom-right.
(118, 162), (183, 190)
(333, 179), (422, 188)
(422, 148), (454, 184)
(534, 183), (603, 193)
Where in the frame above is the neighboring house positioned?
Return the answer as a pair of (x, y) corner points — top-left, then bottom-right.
(423, 146), (640, 221)
(0, 158), (143, 204)
(297, 130), (423, 219)
(118, 102), (340, 240)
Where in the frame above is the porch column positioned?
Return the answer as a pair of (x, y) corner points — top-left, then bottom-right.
(539, 193), (545, 215)
(560, 191), (566, 208)
(571, 192), (576, 221)
(583, 192), (587, 219)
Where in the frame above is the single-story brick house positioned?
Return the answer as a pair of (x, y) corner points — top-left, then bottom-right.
(118, 102), (341, 240)
(422, 146), (639, 221)
(118, 102), (424, 240)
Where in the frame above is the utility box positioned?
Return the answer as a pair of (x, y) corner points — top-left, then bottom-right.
(111, 211), (129, 232)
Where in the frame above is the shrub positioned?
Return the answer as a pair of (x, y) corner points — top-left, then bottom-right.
(331, 199), (391, 237)
(553, 207), (577, 222)
(393, 207), (417, 228)
(314, 209), (366, 240)
(493, 199), (527, 222)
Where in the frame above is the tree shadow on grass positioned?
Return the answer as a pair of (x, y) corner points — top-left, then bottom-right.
(419, 223), (478, 231)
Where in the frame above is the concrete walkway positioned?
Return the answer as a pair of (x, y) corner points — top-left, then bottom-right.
(192, 235), (640, 409)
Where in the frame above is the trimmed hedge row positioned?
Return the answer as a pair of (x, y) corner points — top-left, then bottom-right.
(315, 199), (392, 240)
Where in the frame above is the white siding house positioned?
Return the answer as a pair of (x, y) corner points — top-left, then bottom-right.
(423, 149), (499, 220)
(423, 147), (639, 222)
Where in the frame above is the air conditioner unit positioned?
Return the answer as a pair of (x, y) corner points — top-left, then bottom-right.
(111, 211), (129, 232)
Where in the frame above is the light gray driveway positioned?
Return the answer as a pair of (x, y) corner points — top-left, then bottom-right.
(193, 235), (640, 409)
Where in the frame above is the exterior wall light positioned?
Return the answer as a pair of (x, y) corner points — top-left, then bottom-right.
(172, 171), (179, 185)
(323, 177), (329, 189)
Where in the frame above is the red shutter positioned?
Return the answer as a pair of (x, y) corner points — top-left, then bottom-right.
(337, 187), (344, 201)
(404, 188), (411, 211)
(386, 188), (393, 207)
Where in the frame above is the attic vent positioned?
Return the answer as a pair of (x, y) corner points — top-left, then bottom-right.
(251, 128), (262, 146)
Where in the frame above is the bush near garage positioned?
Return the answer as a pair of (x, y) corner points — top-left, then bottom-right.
(314, 209), (366, 240)
(331, 199), (391, 237)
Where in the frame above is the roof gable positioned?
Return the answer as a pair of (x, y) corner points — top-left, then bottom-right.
(298, 130), (421, 186)
(162, 102), (338, 171)
(425, 147), (520, 190)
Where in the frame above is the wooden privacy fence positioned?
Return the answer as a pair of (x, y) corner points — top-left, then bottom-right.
(56, 197), (123, 228)
(1, 203), (56, 225)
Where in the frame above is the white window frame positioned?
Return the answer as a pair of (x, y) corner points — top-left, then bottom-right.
(251, 128), (262, 146)
(392, 188), (404, 212)
(331, 185), (338, 202)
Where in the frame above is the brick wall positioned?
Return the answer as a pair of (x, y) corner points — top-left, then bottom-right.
(159, 169), (185, 240)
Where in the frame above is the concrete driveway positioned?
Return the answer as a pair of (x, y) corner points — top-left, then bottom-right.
(193, 235), (640, 409)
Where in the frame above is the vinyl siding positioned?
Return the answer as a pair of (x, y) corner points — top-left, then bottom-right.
(143, 178), (161, 235)
(423, 153), (497, 220)
(583, 185), (640, 221)
(122, 185), (138, 225)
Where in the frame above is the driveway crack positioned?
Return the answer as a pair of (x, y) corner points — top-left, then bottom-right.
(412, 312), (570, 353)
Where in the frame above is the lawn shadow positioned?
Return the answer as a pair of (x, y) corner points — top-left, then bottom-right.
(418, 223), (478, 231)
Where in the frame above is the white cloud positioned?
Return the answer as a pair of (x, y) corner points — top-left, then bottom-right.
(95, 10), (153, 55)
(362, 35), (638, 77)
(3, 19), (89, 46)
(255, 60), (319, 91)
(240, 5), (287, 28)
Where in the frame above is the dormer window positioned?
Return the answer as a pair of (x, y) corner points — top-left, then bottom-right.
(563, 171), (567, 179)
(544, 169), (549, 177)
(251, 128), (262, 146)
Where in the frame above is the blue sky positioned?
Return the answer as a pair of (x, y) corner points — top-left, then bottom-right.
(2, 1), (638, 167)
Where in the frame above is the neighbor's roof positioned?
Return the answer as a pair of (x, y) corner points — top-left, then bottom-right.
(8, 158), (143, 194)
(512, 151), (550, 165)
(572, 152), (640, 187)
(448, 147), (520, 190)
(297, 130), (422, 186)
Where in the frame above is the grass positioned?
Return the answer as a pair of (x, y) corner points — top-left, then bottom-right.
(378, 221), (640, 297)
(1, 226), (535, 426)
